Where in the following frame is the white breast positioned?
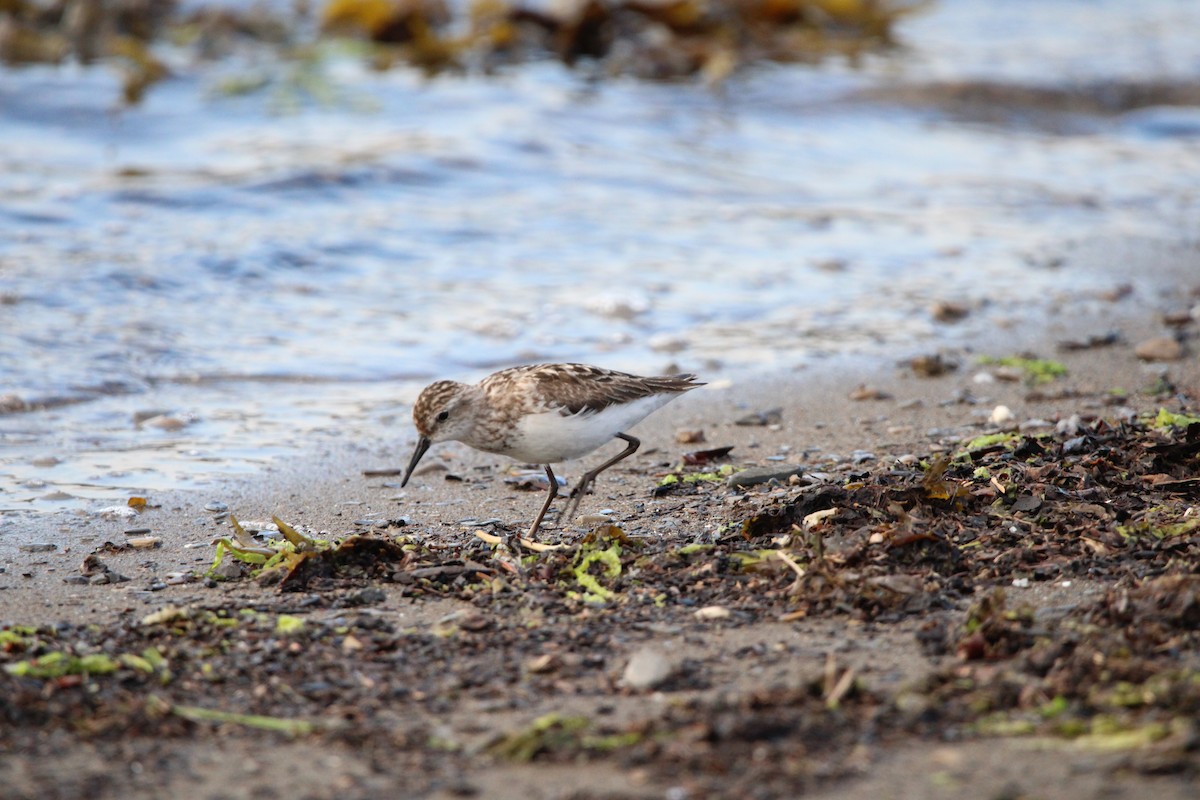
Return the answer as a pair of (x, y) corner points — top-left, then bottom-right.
(503, 393), (679, 463)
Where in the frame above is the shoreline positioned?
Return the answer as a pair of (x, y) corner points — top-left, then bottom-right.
(1, 242), (1198, 799)
(3, 248), (1198, 622)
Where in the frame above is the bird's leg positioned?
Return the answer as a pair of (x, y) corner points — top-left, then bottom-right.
(561, 433), (640, 525)
(524, 464), (560, 541)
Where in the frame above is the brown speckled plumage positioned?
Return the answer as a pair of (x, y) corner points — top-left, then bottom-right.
(401, 363), (703, 539)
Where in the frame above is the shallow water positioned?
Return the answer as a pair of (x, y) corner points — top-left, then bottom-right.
(2, 0), (1200, 515)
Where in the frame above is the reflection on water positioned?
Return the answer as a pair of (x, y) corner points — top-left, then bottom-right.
(2, 0), (1200, 515)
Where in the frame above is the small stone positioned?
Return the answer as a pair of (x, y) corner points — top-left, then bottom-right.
(735, 408), (783, 426)
(345, 587), (386, 606)
(88, 573), (110, 585)
(992, 366), (1024, 382)
(96, 505), (138, 519)
(675, 428), (705, 444)
(204, 502), (229, 513)
(726, 464), (804, 488)
(931, 301), (970, 322)
(19, 543), (57, 553)
(1135, 336), (1183, 362)
(30, 455), (61, 467)
(132, 409), (172, 424)
(127, 536), (161, 549)
(527, 654), (561, 673)
(1097, 283), (1133, 302)
(848, 385), (891, 401)
(622, 647), (675, 691)
(693, 605), (731, 620)
(989, 405), (1014, 425)
(0, 394), (28, 413)
(910, 354), (954, 377)
(1162, 309), (1193, 327)
(62, 575), (89, 585)
(1055, 415), (1084, 436)
(212, 561), (243, 580)
(141, 414), (187, 431)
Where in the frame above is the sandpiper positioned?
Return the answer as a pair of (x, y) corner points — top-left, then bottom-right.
(401, 363), (703, 539)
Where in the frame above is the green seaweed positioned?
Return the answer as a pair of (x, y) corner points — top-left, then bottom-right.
(571, 539), (623, 602)
(171, 704), (316, 735)
(5, 651), (119, 679)
(978, 355), (1068, 385)
(1150, 408), (1200, 430)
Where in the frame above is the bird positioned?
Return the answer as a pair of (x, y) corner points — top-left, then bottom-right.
(400, 363), (703, 539)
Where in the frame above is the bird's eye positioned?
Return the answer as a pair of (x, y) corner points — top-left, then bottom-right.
(436, 410), (450, 422)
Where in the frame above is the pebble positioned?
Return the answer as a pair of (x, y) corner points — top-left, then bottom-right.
(62, 575), (89, 585)
(693, 605), (731, 620)
(848, 385), (891, 401)
(96, 505), (138, 519)
(910, 354), (953, 377)
(204, 502), (229, 513)
(931, 300), (971, 322)
(132, 409), (172, 424)
(734, 408), (783, 427)
(30, 455), (61, 467)
(1, 394), (28, 413)
(675, 428), (705, 444)
(726, 464), (804, 488)
(211, 561), (243, 580)
(128, 536), (161, 549)
(1135, 336), (1183, 362)
(989, 405), (1014, 425)
(141, 414), (188, 430)
(1055, 415), (1084, 436)
(346, 587), (387, 606)
(18, 543), (57, 553)
(622, 647), (675, 691)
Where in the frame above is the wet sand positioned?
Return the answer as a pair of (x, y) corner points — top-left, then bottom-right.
(2, 246), (1199, 799)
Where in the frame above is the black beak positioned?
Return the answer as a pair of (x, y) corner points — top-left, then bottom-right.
(401, 436), (432, 487)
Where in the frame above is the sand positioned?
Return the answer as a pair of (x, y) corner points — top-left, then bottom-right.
(1, 243), (1198, 799)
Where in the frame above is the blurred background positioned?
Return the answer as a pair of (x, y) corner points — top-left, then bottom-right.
(2, 0), (1199, 512)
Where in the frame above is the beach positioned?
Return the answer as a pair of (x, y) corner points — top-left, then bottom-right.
(3, 242), (1198, 798)
(4, 1), (1200, 796)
